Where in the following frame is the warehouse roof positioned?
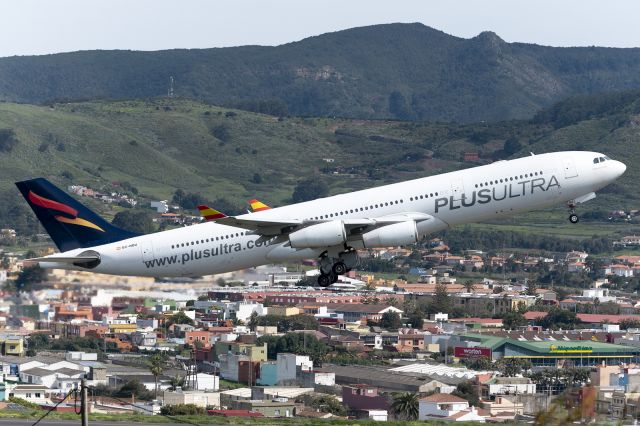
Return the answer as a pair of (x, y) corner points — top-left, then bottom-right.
(460, 333), (639, 354)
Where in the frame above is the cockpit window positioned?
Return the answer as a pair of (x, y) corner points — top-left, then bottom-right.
(599, 157), (606, 162)
(593, 158), (599, 164)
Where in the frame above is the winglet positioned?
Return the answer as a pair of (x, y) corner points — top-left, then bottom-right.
(249, 199), (271, 212)
(197, 205), (227, 221)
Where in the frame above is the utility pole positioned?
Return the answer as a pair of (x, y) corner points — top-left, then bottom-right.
(81, 378), (89, 426)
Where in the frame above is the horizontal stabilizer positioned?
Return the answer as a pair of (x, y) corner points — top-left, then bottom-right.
(197, 205), (227, 221)
(27, 254), (100, 264)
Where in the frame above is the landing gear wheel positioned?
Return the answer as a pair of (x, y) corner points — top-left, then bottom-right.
(317, 274), (332, 287)
(569, 214), (579, 224)
(332, 262), (347, 275)
(330, 272), (339, 284)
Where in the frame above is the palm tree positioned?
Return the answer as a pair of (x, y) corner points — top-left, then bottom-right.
(148, 354), (164, 398)
(168, 375), (184, 391)
(391, 392), (419, 420)
(386, 297), (399, 307)
(463, 281), (476, 293)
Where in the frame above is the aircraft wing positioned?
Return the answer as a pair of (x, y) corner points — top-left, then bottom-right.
(216, 212), (433, 236)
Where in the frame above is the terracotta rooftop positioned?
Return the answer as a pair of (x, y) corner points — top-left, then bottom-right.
(420, 393), (468, 403)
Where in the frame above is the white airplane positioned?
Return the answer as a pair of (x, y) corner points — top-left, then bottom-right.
(17, 151), (625, 287)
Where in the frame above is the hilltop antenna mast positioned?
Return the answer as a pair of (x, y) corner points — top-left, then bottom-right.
(168, 76), (175, 98)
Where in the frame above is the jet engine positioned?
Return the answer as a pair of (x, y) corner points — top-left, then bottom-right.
(362, 221), (418, 248)
(289, 221), (347, 249)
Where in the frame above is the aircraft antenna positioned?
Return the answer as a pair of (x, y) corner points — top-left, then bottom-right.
(168, 76), (175, 98)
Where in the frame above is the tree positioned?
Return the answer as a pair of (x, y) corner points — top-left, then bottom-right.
(379, 311), (402, 330)
(463, 281), (476, 293)
(385, 297), (399, 307)
(14, 265), (47, 292)
(13, 265), (48, 292)
(452, 381), (479, 406)
(390, 392), (419, 420)
(291, 178), (328, 203)
(526, 280), (538, 296)
(429, 282), (452, 314)
(257, 332), (328, 366)
(168, 375), (185, 391)
(112, 210), (155, 234)
(161, 404), (205, 416)
(502, 310), (527, 330)
(0, 128), (18, 152)
(406, 312), (424, 329)
(503, 137), (522, 156)
(538, 307), (578, 330)
(171, 190), (208, 210)
(388, 91), (411, 120)
(310, 395), (346, 416)
(210, 124), (231, 142)
(463, 357), (493, 371)
(148, 354), (164, 398)
(620, 319), (640, 330)
(167, 311), (194, 327)
(495, 358), (531, 376)
(251, 173), (262, 184)
(115, 380), (154, 400)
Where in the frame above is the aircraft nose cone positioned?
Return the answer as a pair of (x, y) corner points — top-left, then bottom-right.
(616, 160), (627, 178)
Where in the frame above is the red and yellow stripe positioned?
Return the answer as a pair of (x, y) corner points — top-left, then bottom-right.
(197, 205), (226, 221)
(249, 199), (271, 212)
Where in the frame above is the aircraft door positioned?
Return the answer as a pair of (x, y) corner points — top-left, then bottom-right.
(450, 177), (465, 200)
(563, 158), (578, 179)
(140, 239), (155, 262)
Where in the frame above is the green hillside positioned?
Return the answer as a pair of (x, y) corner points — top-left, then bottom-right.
(2, 23), (640, 122)
(0, 92), (638, 218)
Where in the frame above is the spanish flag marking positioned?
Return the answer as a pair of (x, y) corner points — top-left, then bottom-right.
(197, 205), (226, 221)
(249, 199), (271, 212)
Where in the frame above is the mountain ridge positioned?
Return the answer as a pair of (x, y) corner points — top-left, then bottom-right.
(2, 23), (640, 122)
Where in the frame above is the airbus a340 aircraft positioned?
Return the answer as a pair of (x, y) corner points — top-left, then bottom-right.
(17, 151), (625, 286)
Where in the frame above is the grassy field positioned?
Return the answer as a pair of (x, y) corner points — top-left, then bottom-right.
(0, 97), (637, 209)
(0, 409), (516, 425)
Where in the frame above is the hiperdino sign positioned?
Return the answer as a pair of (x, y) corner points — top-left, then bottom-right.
(549, 345), (593, 353)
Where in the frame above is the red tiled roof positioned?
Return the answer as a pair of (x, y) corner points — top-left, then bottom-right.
(576, 313), (640, 324)
(449, 317), (503, 325)
(420, 393), (468, 403)
(523, 311), (547, 320)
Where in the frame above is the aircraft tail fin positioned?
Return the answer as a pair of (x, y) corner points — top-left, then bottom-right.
(15, 178), (140, 252)
(197, 205), (227, 221)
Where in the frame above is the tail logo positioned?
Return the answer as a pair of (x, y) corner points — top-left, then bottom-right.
(28, 191), (105, 232)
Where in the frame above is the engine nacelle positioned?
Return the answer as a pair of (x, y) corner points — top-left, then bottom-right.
(362, 221), (418, 248)
(289, 221), (347, 249)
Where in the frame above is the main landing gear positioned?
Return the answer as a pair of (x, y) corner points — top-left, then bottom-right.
(317, 247), (358, 287)
(568, 201), (579, 224)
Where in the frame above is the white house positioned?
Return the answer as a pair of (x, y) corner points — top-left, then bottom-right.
(150, 200), (169, 214)
(7, 384), (50, 405)
(276, 353), (313, 384)
(419, 393), (486, 422)
(20, 366), (85, 389)
(163, 390), (221, 408)
(211, 301), (267, 323)
(193, 373), (219, 391)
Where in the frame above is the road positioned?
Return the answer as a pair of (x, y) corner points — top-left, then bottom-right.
(0, 420), (222, 426)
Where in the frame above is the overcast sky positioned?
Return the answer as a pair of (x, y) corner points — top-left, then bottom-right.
(2, 0), (639, 58)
